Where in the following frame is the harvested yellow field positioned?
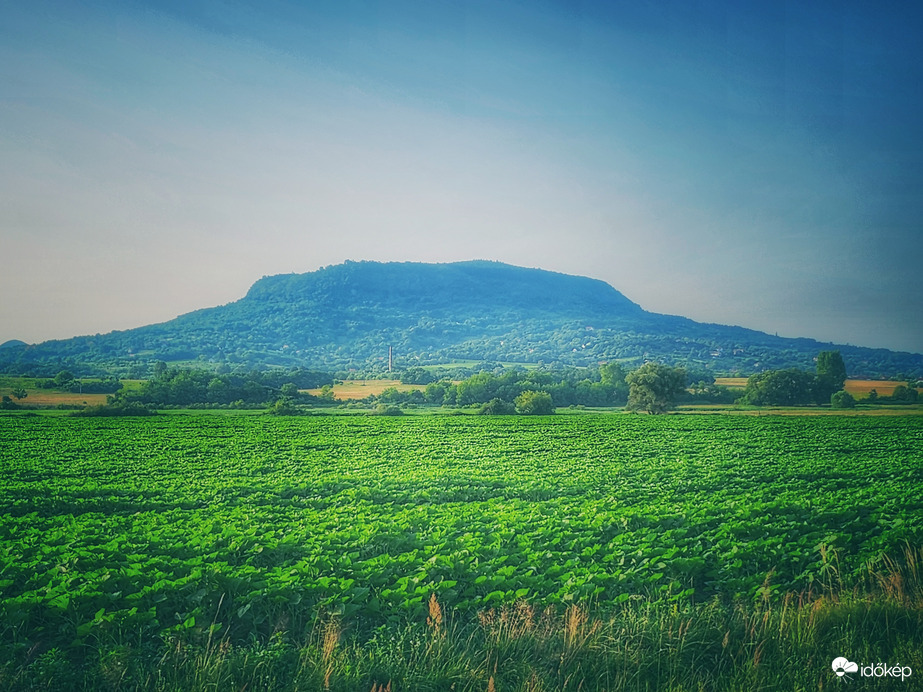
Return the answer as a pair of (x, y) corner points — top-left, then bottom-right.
(844, 380), (917, 398)
(0, 390), (108, 406)
(714, 377), (748, 389)
(305, 379), (426, 401)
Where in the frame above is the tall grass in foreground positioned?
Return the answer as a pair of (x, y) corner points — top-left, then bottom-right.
(3, 547), (922, 692)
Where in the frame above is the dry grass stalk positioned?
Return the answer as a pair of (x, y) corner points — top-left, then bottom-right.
(322, 617), (341, 690)
(873, 546), (922, 604)
(428, 593), (444, 637)
(562, 603), (600, 657)
(564, 604), (587, 648)
(752, 640), (765, 668)
(322, 618), (341, 663)
(478, 601), (538, 642)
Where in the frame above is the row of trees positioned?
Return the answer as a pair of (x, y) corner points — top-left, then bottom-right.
(59, 350), (918, 414)
(867, 384), (920, 404)
(114, 366), (332, 407)
(479, 391), (555, 416)
(734, 350), (921, 407)
(361, 362), (692, 415)
(738, 351), (847, 406)
(31, 370), (123, 394)
(368, 363), (632, 410)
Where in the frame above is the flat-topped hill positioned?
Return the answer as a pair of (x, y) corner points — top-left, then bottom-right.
(1, 261), (920, 377)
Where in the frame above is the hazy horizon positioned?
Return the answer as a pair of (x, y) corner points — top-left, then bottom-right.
(2, 1), (921, 354)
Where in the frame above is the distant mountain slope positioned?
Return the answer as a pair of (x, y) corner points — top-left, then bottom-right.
(2, 260), (920, 377)
(0, 339), (27, 349)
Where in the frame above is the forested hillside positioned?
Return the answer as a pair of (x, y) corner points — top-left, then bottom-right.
(1, 261), (920, 377)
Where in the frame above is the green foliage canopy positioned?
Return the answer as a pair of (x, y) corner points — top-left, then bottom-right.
(478, 398), (516, 415)
(830, 390), (856, 409)
(815, 350), (847, 402)
(625, 362), (687, 414)
(116, 367), (331, 407)
(739, 369), (817, 406)
(514, 390), (555, 415)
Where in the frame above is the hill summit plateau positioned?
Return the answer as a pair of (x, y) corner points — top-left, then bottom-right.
(1, 260), (920, 377)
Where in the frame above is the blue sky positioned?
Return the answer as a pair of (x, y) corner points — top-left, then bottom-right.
(2, 0), (921, 354)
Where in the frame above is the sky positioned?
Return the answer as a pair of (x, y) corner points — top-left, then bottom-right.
(2, 0), (922, 354)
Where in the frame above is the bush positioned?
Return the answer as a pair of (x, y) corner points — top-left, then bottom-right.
(370, 404), (404, 416)
(889, 385), (919, 404)
(515, 390), (554, 415)
(267, 397), (301, 416)
(478, 398), (516, 415)
(830, 390), (856, 409)
(72, 402), (156, 417)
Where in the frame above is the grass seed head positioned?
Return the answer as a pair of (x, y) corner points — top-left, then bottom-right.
(322, 617), (341, 663)
(427, 592), (444, 635)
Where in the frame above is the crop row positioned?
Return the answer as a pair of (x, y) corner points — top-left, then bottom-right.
(1, 414), (921, 651)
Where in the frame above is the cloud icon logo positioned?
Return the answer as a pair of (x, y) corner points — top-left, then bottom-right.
(832, 657), (859, 677)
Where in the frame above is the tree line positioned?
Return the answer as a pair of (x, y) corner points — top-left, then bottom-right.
(38, 349), (917, 414)
(737, 350), (920, 408)
(113, 365), (332, 407)
(369, 363), (632, 410)
(360, 361), (703, 414)
(105, 362), (712, 414)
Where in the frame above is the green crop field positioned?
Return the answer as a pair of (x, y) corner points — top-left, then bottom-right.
(1, 414), (921, 690)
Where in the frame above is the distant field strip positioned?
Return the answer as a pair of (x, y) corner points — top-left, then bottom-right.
(845, 379), (920, 397)
(306, 379), (426, 400)
(713, 377), (748, 389)
(0, 415), (920, 650)
(0, 390), (108, 406)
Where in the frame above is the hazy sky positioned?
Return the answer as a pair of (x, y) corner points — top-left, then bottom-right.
(2, 0), (921, 354)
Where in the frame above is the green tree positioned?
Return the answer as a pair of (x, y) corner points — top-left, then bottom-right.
(890, 385), (919, 404)
(598, 362), (629, 403)
(625, 362), (686, 414)
(514, 390), (554, 415)
(455, 373), (494, 406)
(207, 377), (232, 404)
(53, 370), (75, 387)
(478, 398), (516, 415)
(830, 390), (856, 409)
(11, 386), (27, 400)
(318, 384), (336, 402)
(740, 369), (816, 406)
(599, 362), (627, 386)
(268, 397), (299, 416)
(399, 367), (434, 385)
(424, 381), (448, 405)
(816, 351), (847, 402)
